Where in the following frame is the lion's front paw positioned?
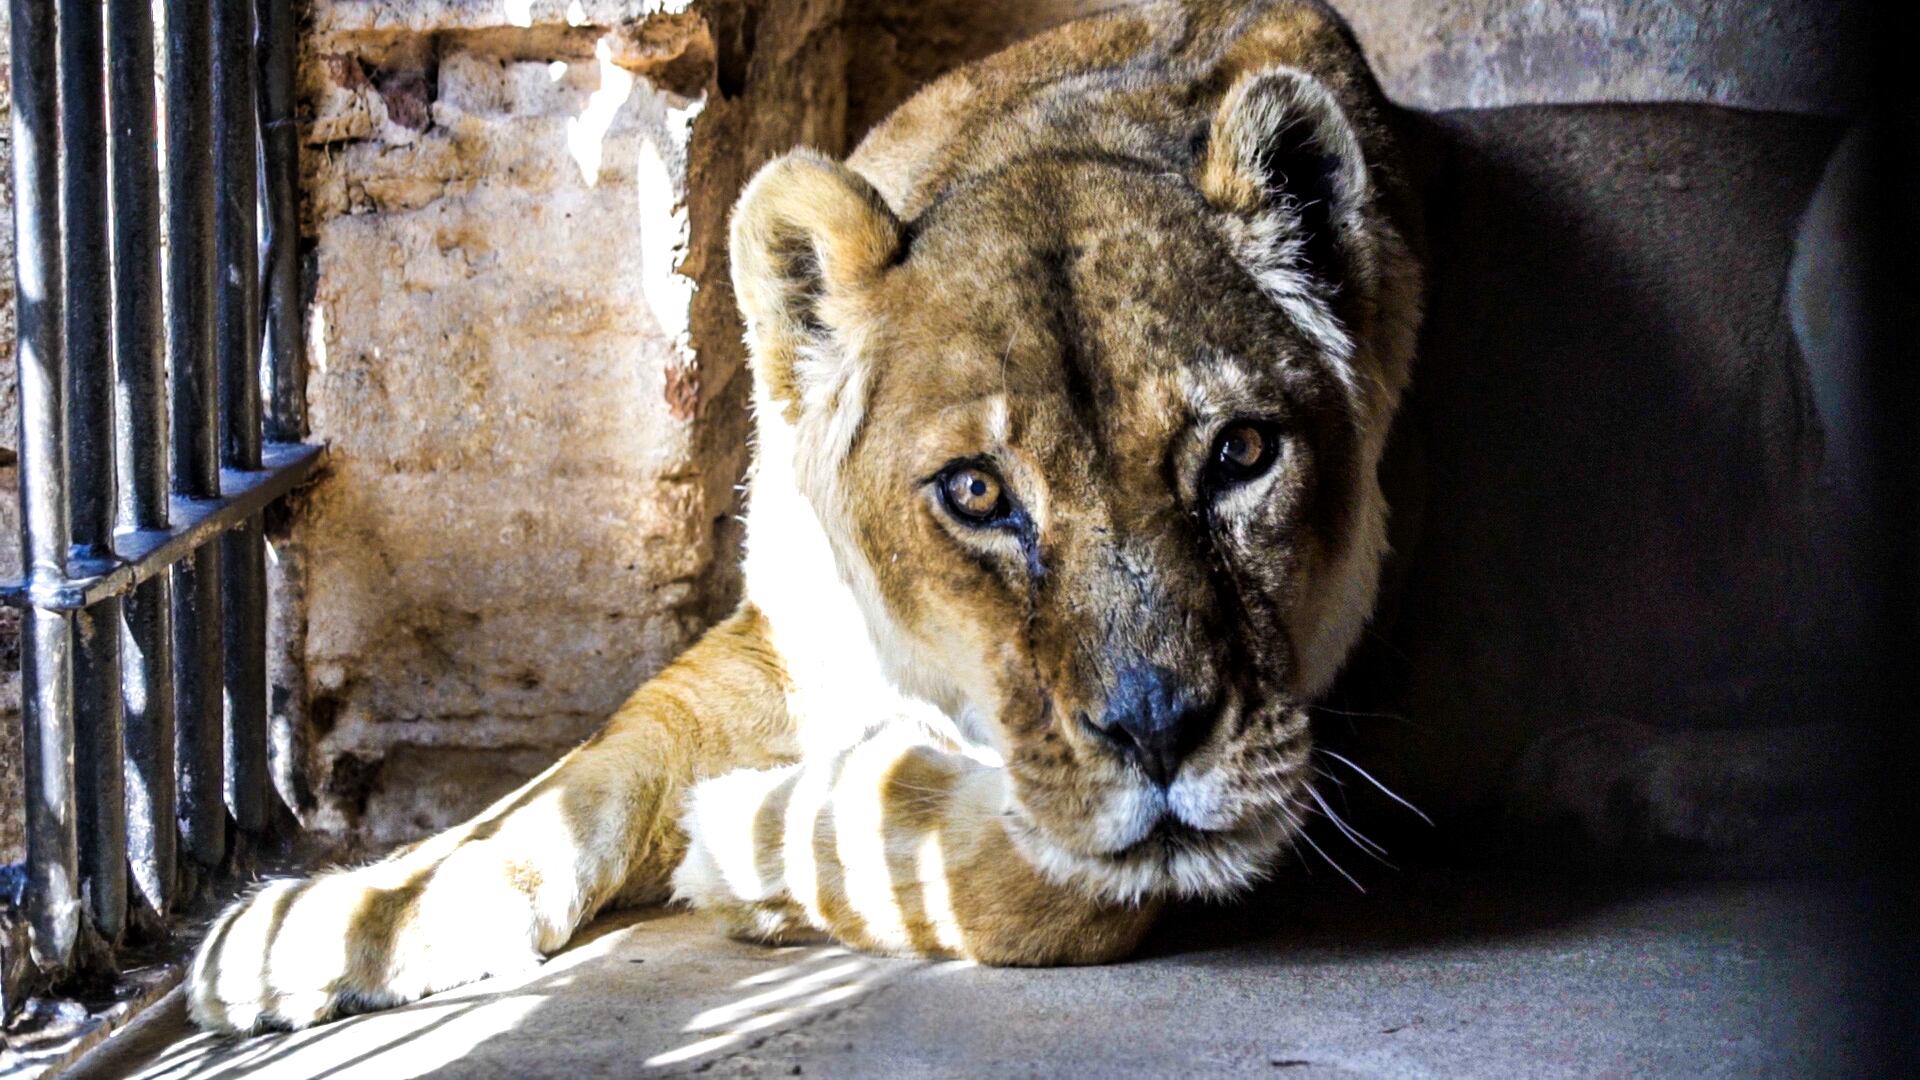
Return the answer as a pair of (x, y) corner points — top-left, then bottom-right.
(188, 851), (546, 1032)
(671, 740), (1161, 965)
(671, 763), (809, 938)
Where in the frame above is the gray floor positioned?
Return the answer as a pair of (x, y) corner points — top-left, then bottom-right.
(69, 872), (1880, 1078)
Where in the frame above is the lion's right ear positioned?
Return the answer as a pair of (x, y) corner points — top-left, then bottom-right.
(730, 151), (902, 420)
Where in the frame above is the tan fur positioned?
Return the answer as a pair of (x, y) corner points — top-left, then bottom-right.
(188, 0), (1420, 1032)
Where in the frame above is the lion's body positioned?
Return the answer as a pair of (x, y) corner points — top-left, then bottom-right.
(189, 0), (1423, 1031)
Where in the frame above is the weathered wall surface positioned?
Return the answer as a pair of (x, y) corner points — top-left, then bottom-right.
(286, 0), (849, 850)
(1337, 0), (1860, 116)
(843, 0), (1861, 137)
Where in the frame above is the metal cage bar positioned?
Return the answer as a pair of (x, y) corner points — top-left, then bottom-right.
(258, 0), (306, 443)
(110, 0), (178, 919)
(62, 0), (130, 947)
(5, 0), (322, 995)
(214, 0), (269, 837)
(166, 0), (229, 873)
(10, 0), (80, 972)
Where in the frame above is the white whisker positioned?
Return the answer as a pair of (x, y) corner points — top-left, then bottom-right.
(1276, 805), (1314, 878)
(1319, 749), (1433, 826)
(1293, 818), (1365, 893)
(1307, 784), (1394, 867)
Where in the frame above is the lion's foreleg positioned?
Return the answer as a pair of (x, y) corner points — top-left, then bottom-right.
(674, 730), (1161, 965)
(188, 610), (795, 1033)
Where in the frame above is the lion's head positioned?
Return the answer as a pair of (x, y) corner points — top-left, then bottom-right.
(730, 66), (1421, 902)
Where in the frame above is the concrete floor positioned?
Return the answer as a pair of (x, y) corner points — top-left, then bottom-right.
(68, 872), (1881, 1078)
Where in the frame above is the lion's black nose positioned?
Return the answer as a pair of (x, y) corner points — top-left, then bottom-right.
(1087, 665), (1217, 788)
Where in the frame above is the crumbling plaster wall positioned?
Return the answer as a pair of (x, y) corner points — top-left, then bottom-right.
(284, 0), (849, 850)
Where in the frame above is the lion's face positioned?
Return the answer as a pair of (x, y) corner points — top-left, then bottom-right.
(731, 68), (1417, 900)
(839, 162), (1358, 898)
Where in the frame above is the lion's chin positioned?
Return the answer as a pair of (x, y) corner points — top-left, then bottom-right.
(1007, 809), (1295, 905)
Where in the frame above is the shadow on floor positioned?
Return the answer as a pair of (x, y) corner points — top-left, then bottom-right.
(1148, 860), (1639, 959)
(75, 866), (1886, 1078)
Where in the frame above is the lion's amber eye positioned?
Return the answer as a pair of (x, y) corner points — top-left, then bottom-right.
(1208, 421), (1280, 487)
(938, 465), (1009, 525)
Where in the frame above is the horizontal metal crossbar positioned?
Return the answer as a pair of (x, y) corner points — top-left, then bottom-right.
(0, 441), (322, 611)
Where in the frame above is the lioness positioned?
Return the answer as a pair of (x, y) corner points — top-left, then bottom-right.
(189, 0), (1422, 1031)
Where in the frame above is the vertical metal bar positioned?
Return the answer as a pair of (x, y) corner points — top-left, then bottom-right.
(9, 0), (80, 969)
(111, 0), (178, 917)
(68, 605), (125, 945)
(119, 583), (176, 912)
(17, 612), (77, 967)
(62, 0), (129, 948)
(220, 526), (267, 836)
(214, 0), (261, 478)
(171, 552), (224, 870)
(167, 0), (227, 870)
(215, 0), (268, 836)
(255, 0), (305, 837)
(58, 0), (113, 556)
(256, 0), (305, 443)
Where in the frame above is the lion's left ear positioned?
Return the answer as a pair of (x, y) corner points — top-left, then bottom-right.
(1196, 66), (1374, 297)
